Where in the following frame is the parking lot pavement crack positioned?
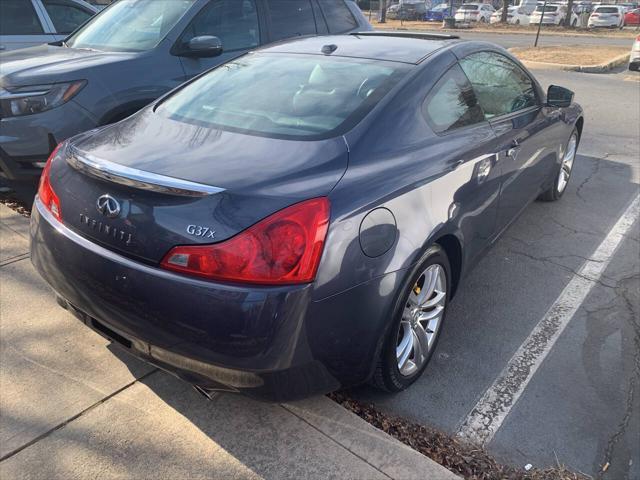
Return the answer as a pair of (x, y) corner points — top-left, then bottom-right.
(597, 337), (640, 480)
(575, 156), (603, 202)
(0, 253), (30, 267)
(279, 404), (395, 480)
(505, 247), (618, 290)
(0, 368), (160, 463)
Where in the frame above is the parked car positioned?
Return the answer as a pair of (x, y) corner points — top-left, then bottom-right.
(29, 32), (584, 400)
(387, 0), (428, 20)
(588, 5), (625, 27)
(530, 3), (572, 25)
(0, 0), (371, 181)
(425, 3), (456, 21)
(454, 3), (495, 22)
(624, 7), (640, 24)
(0, 0), (97, 52)
(490, 6), (531, 24)
(630, 34), (640, 70)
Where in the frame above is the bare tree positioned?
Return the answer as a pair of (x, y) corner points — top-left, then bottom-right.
(379, 0), (387, 23)
(501, 0), (509, 23)
(564, 0), (575, 27)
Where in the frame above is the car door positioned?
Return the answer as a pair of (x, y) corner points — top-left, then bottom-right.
(176, 0), (264, 80)
(38, 0), (95, 41)
(422, 63), (501, 264)
(459, 50), (552, 234)
(0, 0), (52, 52)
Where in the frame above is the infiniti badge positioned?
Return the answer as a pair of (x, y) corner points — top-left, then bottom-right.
(96, 194), (121, 219)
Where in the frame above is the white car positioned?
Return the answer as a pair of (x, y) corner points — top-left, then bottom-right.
(490, 6), (531, 24)
(529, 3), (573, 25)
(454, 3), (495, 22)
(588, 5), (625, 28)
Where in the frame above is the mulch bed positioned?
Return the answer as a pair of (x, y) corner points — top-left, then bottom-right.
(0, 194), (31, 217)
(329, 391), (589, 480)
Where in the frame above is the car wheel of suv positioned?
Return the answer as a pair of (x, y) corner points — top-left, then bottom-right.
(372, 245), (450, 392)
(539, 128), (579, 202)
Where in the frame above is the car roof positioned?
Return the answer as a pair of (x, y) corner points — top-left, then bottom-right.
(258, 32), (460, 65)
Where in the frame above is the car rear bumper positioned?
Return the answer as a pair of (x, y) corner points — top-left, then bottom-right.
(30, 198), (395, 400)
(0, 101), (97, 181)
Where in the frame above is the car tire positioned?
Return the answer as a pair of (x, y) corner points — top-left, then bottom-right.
(539, 128), (579, 202)
(371, 244), (451, 392)
(515, 19), (520, 24)
(572, 18), (578, 27)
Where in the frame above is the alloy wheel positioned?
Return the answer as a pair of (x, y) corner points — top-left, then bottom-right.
(396, 264), (446, 377)
(557, 133), (577, 194)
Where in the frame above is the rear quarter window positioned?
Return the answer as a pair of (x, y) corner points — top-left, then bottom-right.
(0, 0), (44, 35)
(266, 0), (317, 41)
(319, 0), (358, 33)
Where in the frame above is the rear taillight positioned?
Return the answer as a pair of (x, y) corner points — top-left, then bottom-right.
(38, 143), (63, 222)
(161, 197), (330, 285)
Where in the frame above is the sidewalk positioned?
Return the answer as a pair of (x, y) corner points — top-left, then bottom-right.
(0, 205), (458, 480)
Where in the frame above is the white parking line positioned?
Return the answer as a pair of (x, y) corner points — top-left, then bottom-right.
(457, 193), (640, 446)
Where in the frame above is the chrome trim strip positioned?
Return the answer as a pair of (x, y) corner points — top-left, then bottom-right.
(66, 146), (225, 197)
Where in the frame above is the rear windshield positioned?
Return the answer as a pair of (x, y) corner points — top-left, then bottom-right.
(595, 6), (619, 12)
(157, 53), (410, 140)
(66, 0), (195, 52)
(536, 5), (558, 12)
(459, 4), (479, 10)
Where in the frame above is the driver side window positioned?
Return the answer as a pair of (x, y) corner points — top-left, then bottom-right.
(459, 51), (538, 120)
(181, 0), (259, 52)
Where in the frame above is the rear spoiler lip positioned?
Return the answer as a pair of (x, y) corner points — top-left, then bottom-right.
(66, 145), (225, 197)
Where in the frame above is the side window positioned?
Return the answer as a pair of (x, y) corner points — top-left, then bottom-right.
(266, 0), (316, 41)
(0, 0), (44, 35)
(42, 0), (94, 34)
(423, 64), (485, 134)
(459, 51), (538, 120)
(319, 0), (358, 33)
(181, 0), (259, 52)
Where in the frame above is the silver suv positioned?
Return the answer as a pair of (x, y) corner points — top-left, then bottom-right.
(0, 0), (97, 52)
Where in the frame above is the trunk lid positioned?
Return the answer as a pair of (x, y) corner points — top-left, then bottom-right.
(51, 109), (348, 264)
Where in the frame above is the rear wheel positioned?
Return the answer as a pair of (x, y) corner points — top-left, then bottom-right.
(539, 128), (579, 202)
(372, 245), (450, 392)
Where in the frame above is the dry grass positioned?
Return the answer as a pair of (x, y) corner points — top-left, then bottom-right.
(510, 45), (630, 65)
(367, 18), (640, 38)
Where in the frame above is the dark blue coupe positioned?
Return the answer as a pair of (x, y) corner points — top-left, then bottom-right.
(30, 32), (583, 401)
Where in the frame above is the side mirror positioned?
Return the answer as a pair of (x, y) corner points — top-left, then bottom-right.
(176, 35), (223, 58)
(547, 85), (574, 108)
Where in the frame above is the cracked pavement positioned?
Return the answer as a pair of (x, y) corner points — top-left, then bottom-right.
(350, 68), (640, 478)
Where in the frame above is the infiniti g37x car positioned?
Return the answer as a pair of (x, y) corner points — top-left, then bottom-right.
(30, 32), (583, 401)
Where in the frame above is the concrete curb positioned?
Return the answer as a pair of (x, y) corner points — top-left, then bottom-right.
(508, 49), (631, 72)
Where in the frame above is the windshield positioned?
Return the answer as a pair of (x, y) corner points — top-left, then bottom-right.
(459, 4), (479, 10)
(66, 0), (195, 52)
(157, 53), (410, 140)
(433, 4), (450, 10)
(536, 5), (558, 12)
(595, 6), (619, 12)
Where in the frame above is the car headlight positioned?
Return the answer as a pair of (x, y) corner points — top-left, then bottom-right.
(0, 81), (86, 118)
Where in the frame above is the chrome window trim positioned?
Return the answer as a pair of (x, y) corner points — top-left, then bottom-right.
(66, 145), (225, 197)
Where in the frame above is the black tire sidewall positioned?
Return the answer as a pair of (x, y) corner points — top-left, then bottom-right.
(379, 245), (451, 392)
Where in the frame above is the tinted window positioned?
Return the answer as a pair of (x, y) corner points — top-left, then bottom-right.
(42, 0), (93, 34)
(459, 52), (537, 119)
(0, 0), (43, 35)
(66, 0), (194, 52)
(595, 6), (618, 12)
(158, 53), (409, 139)
(181, 0), (259, 51)
(267, 0), (316, 41)
(319, 0), (358, 33)
(459, 5), (479, 10)
(423, 64), (485, 133)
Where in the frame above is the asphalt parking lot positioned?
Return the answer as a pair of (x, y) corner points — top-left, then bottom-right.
(351, 66), (640, 479)
(1, 31), (639, 480)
